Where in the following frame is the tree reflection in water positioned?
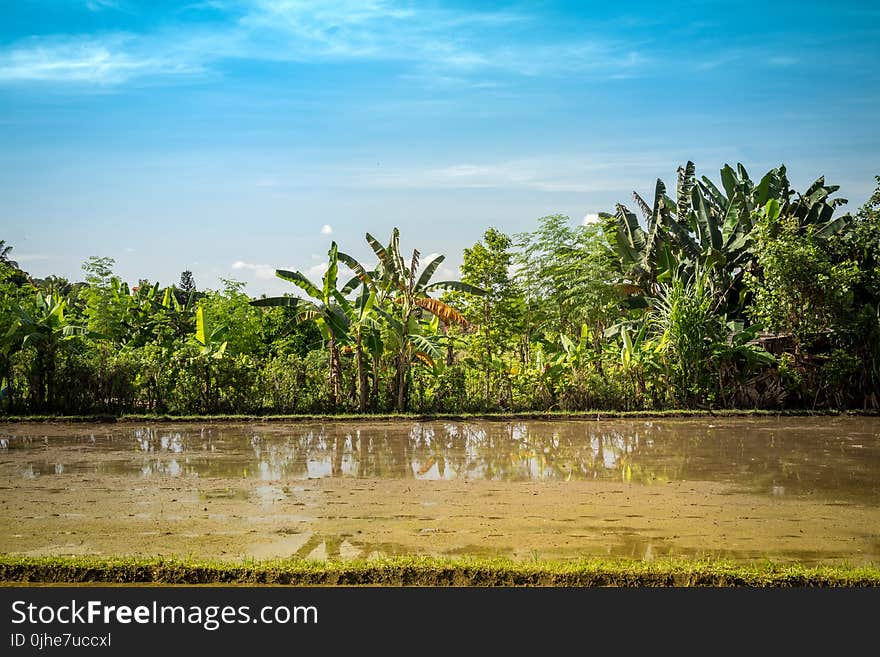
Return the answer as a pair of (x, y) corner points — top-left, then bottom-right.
(3, 418), (879, 503)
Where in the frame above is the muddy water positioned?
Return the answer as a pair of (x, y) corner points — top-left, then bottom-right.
(1, 417), (878, 565)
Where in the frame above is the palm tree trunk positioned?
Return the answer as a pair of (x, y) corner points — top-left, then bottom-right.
(0, 359), (11, 412)
(45, 348), (57, 411)
(356, 334), (368, 413)
(484, 300), (491, 402)
(370, 355), (380, 411)
(328, 338), (342, 408)
(203, 363), (211, 413)
(395, 310), (412, 413)
(396, 351), (408, 412)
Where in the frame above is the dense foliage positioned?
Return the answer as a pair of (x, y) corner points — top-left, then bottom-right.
(2, 164), (879, 415)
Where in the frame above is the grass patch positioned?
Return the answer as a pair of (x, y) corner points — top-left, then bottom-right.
(1, 408), (875, 424)
(1, 556), (878, 587)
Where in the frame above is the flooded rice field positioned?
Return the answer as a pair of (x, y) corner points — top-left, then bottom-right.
(1, 417), (878, 565)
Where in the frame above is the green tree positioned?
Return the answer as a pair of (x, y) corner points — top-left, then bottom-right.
(192, 304), (228, 411)
(358, 228), (482, 412)
(179, 270), (196, 295)
(79, 257), (135, 344)
(0, 263), (22, 408)
(747, 200), (858, 352)
(0, 240), (30, 287)
(0, 240), (19, 269)
(515, 215), (618, 358)
(251, 242), (351, 407)
(607, 162), (851, 319)
(448, 228), (523, 403)
(201, 279), (266, 357)
(10, 292), (97, 410)
(337, 281), (379, 412)
(651, 270), (725, 406)
(830, 175), (880, 407)
(745, 200), (859, 408)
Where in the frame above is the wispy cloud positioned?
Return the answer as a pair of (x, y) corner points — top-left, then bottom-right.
(692, 44), (808, 73)
(353, 153), (684, 194)
(0, 35), (203, 84)
(239, 0), (646, 78)
(0, 1), (649, 85)
(13, 253), (51, 262)
(320, 224), (333, 235)
(85, 0), (121, 11)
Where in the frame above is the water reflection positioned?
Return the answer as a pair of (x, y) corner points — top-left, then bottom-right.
(1, 418), (879, 503)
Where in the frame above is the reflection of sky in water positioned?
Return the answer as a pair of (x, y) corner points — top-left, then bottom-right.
(2, 419), (880, 502)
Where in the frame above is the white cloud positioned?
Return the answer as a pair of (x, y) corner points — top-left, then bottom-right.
(231, 260), (277, 279)
(582, 213), (601, 225)
(305, 260), (355, 287)
(231, 258), (355, 293)
(305, 262), (329, 279)
(124, 247), (136, 253)
(320, 224), (333, 235)
(437, 265), (460, 281)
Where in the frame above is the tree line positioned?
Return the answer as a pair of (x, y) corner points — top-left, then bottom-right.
(2, 161), (879, 415)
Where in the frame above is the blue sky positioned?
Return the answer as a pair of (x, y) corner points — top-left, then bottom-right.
(2, 0), (878, 296)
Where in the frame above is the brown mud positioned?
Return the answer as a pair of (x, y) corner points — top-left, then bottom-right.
(1, 418), (878, 565)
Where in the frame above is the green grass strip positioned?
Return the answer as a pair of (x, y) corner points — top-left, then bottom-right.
(1, 556), (878, 587)
(2, 408), (876, 423)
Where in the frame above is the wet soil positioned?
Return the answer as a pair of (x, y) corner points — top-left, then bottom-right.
(1, 418), (878, 565)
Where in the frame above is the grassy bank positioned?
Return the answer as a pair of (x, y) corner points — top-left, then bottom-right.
(1, 408), (876, 424)
(1, 556), (878, 587)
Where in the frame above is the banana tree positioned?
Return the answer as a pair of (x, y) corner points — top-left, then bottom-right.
(155, 284), (197, 343)
(606, 161), (853, 319)
(11, 292), (101, 410)
(605, 170), (685, 304)
(332, 281), (379, 412)
(194, 305), (228, 358)
(106, 280), (163, 348)
(0, 320), (17, 410)
(348, 228), (483, 411)
(191, 305), (228, 411)
(251, 242), (351, 407)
